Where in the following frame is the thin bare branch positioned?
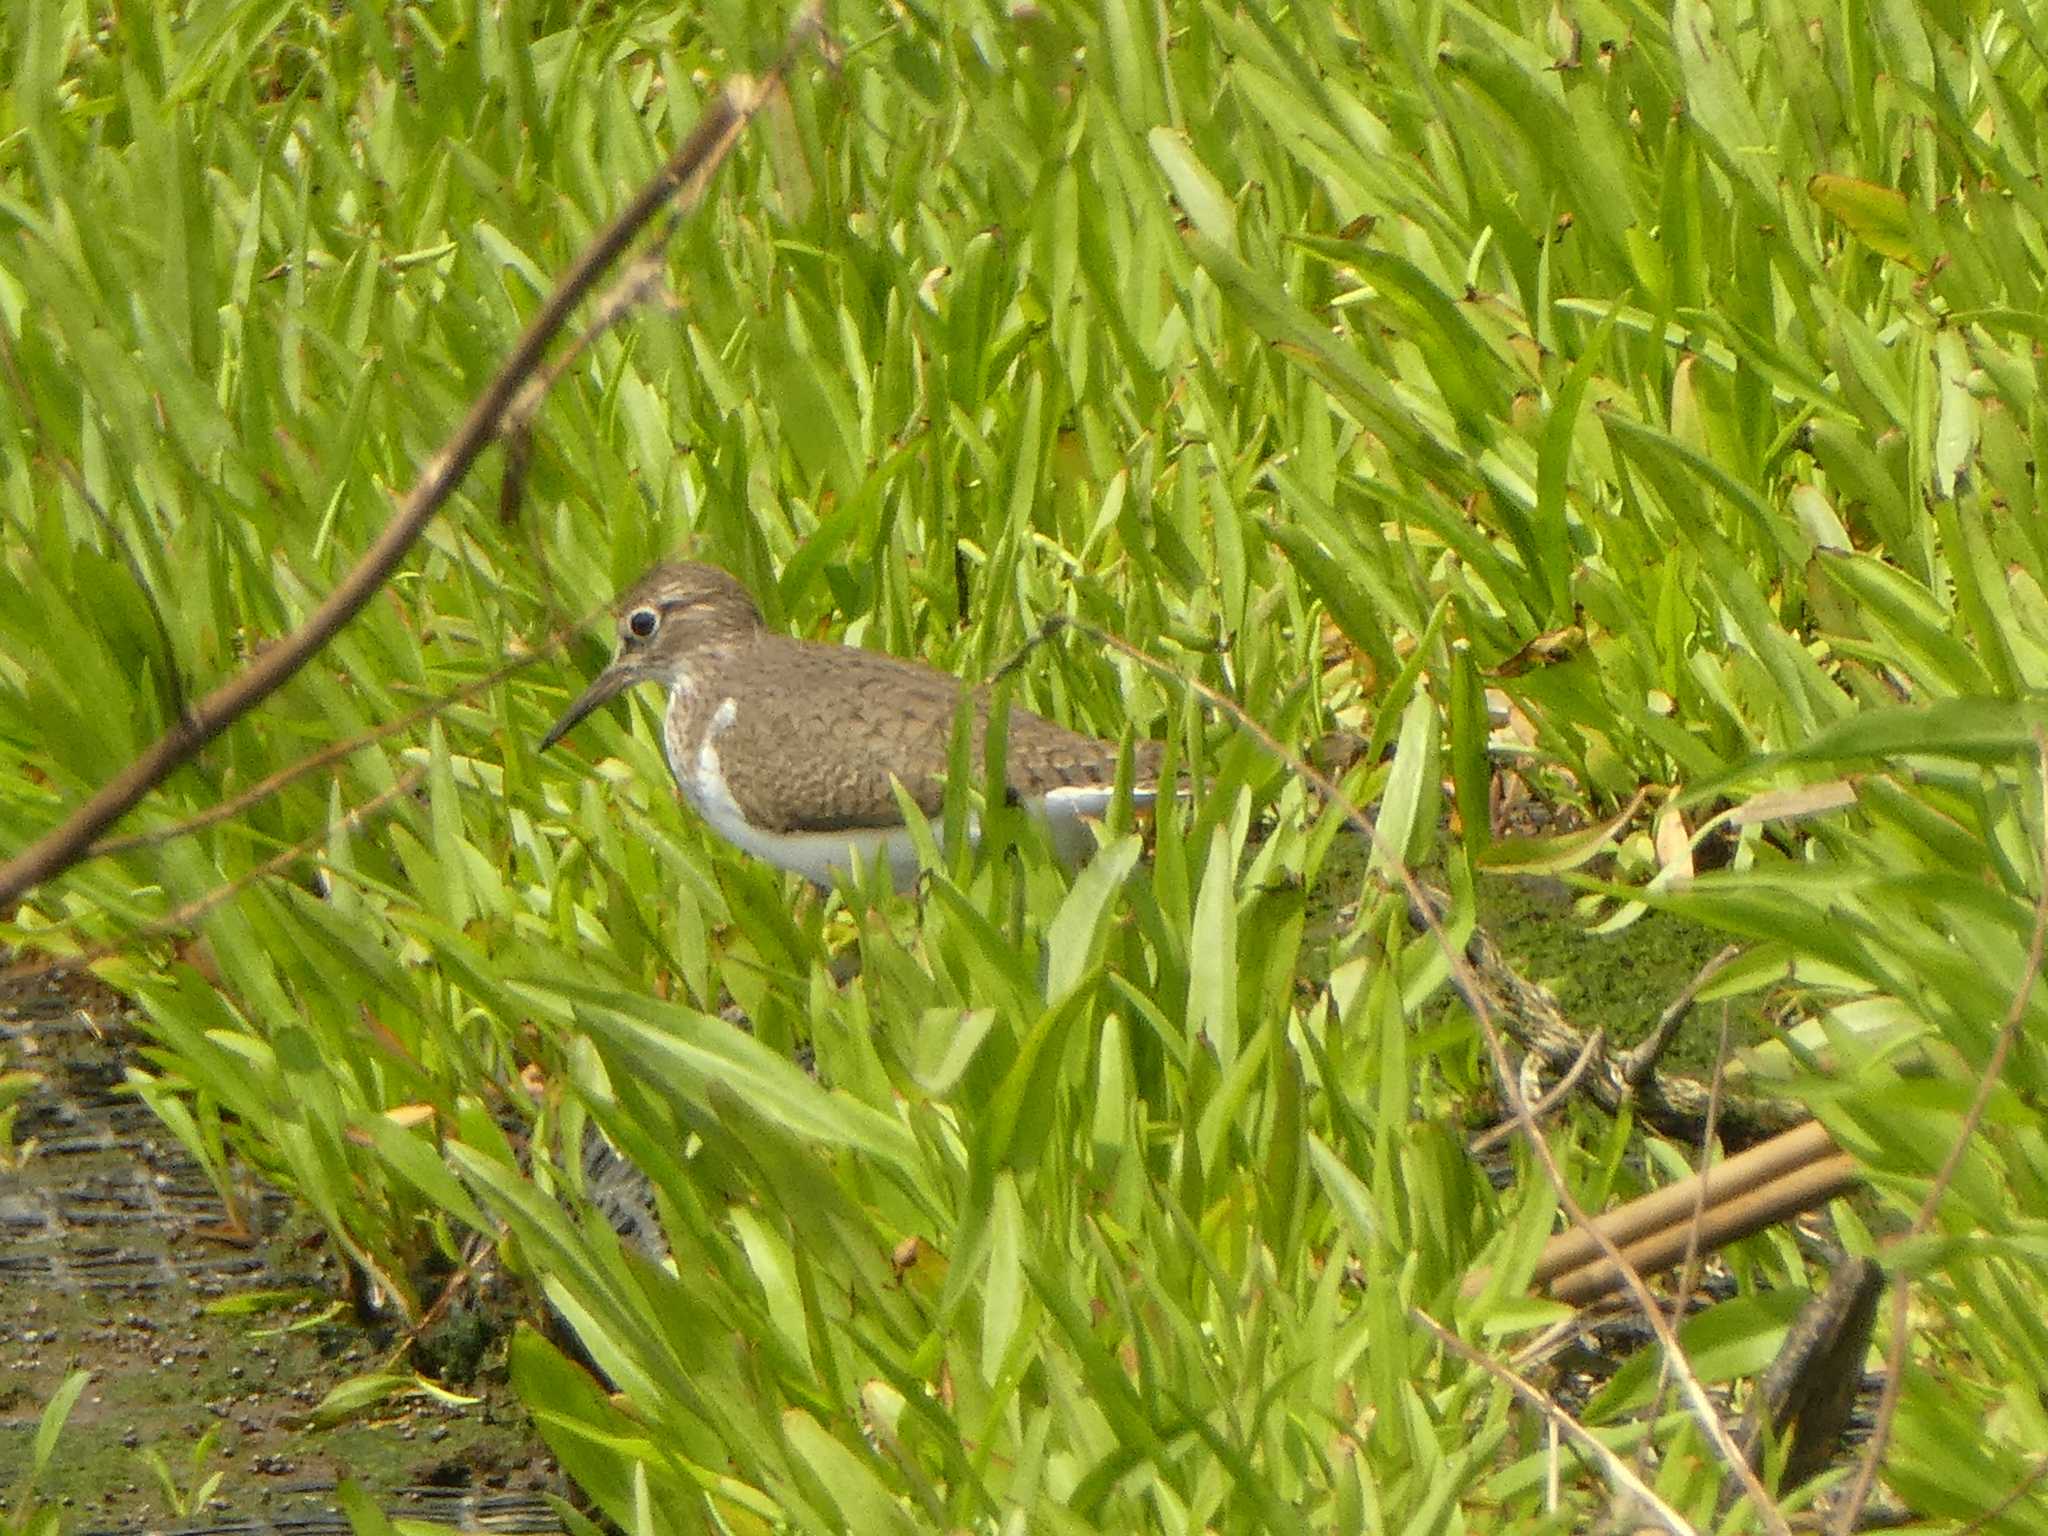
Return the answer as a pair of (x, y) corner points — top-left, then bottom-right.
(16, 767), (425, 980)
(1672, 1008), (1734, 1310)
(1411, 1307), (1702, 1536)
(1621, 944), (1742, 1087)
(85, 615), (585, 859)
(1467, 1025), (1606, 1155)
(1640, 1004), (1734, 1488)
(0, 7), (823, 910)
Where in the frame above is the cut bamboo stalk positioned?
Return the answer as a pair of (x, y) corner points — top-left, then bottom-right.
(1536, 1120), (1840, 1284)
(1462, 1120), (1863, 1302)
(1546, 1152), (1861, 1305)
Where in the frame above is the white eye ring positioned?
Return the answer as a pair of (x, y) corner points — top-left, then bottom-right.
(626, 606), (660, 640)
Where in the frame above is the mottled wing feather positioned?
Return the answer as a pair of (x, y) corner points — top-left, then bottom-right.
(711, 637), (1161, 835)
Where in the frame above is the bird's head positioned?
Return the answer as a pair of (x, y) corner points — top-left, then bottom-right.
(538, 561), (765, 750)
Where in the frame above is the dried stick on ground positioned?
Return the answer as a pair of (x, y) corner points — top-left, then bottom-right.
(1455, 902), (1811, 1147)
(1442, 895), (1811, 1149)
(1454, 940), (1859, 1304)
(0, 8), (823, 911)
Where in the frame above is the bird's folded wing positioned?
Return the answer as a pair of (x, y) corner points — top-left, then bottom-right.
(711, 640), (1161, 834)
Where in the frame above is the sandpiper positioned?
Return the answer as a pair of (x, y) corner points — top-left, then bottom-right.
(539, 562), (1164, 886)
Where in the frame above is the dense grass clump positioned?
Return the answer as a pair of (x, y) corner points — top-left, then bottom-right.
(5, 2), (2047, 1529)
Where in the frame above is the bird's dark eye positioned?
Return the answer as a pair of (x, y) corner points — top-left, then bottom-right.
(626, 607), (660, 640)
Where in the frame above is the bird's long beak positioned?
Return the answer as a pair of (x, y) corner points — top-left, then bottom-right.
(538, 662), (639, 752)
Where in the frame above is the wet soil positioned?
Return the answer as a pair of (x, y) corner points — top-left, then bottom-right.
(0, 971), (560, 1533)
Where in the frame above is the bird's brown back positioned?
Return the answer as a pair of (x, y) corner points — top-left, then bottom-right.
(703, 634), (1164, 834)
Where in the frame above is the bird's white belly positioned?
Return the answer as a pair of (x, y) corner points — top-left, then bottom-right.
(697, 779), (928, 888)
(706, 801), (926, 888)
(664, 697), (926, 887)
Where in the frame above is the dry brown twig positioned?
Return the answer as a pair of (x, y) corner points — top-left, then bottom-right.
(0, 608), (606, 983)
(1037, 612), (1795, 1536)
(498, 232), (687, 627)
(1950, 1454), (2048, 1536)
(1467, 1024), (1605, 1156)
(0, 5), (826, 911)
(1637, 1003), (1732, 1491)
(1411, 1309), (1701, 1536)
(85, 613), (591, 859)
(1830, 725), (2048, 1534)
(12, 768), (426, 981)
(1622, 944), (1742, 1088)
(1671, 1008), (1733, 1317)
